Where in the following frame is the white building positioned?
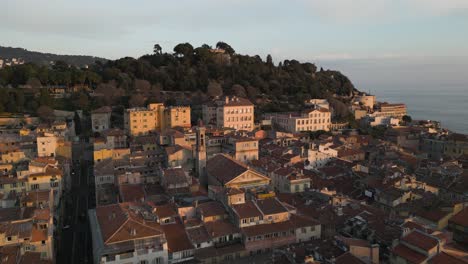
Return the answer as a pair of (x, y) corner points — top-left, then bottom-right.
(37, 134), (58, 157)
(265, 107), (331, 133)
(202, 96), (254, 131)
(91, 106), (112, 133)
(305, 99), (330, 109)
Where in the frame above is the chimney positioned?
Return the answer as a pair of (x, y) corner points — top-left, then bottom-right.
(225, 97), (230, 104)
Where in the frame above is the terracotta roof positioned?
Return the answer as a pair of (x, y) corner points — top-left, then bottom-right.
(162, 222), (194, 253)
(241, 220), (294, 237)
(335, 252), (366, 264)
(205, 220), (240, 238)
(154, 203), (178, 219)
(430, 252), (468, 264)
(402, 230), (439, 251)
(232, 201), (263, 219)
(33, 208), (50, 221)
(256, 198), (288, 215)
(186, 225), (210, 244)
(392, 244), (427, 264)
(95, 204), (129, 243)
(206, 154), (248, 184)
(289, 214), (320, 228)
(223, 96), (253, 107)
(0, 245), (20, 264)
(337, 236), (370, 248)
(450, 207), (468, 227)
(197, 201), (226, 218)
(31, 224), (48, 242)
(19, 252), (52, 264)
(162, 168), (189, 186)
(165, 145), (188, 155)
(92, 106), (112, 114)
(119, 184), (145, 203)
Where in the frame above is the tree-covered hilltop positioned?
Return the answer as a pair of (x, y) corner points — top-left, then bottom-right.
(0, 42), (357, 119)
(0, 46), (107, 67)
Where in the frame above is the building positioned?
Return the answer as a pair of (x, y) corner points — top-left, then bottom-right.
(355, 93), (376, 109)
(37, 135), (58, 158)
(265, 107), (331, 133)
(202, 96), (254, 131)
(305, 99), (330, 109)
(205, 154), (270, 190)
(448, 207), (468, 245)
(91, 106), (112, 133)
(375, 103), (407, 119)
(163, 106), (191, 129)
(124, 103), (165, 136)
(89, 203), (169, 264)
(124, 103), (191, 136)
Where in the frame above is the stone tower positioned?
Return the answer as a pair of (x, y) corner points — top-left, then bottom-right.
(195, 121), (207, 186)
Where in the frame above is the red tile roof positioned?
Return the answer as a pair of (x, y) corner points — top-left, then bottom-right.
(392, 244), (427, 264)
(206, 154), (248, 184)
(429, 252), (468, 264)
(197, 201), (226, 218)
(162, 222), (194, 253)
(450, 208), (468, 227)
(232, 201), (262, 219)
(402, 230), (439, 251)
(256, 198), (288, 215)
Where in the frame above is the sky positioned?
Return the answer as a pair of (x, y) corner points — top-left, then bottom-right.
(1, 0), (468, 61)
(2, 0), (467, 131)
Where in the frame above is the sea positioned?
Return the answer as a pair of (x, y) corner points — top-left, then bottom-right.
(371, 84), (468, 134)
(318, 57), (468, 134)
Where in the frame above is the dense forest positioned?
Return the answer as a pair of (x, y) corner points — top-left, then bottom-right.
(0, 42), (357, 120)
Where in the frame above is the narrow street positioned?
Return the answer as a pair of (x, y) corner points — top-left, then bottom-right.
(56, 137), (94, 263)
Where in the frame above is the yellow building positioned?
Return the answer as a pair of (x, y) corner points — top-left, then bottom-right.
(164, 106), (191, 129)
(124, 103), (191, 136)
(1, 151), (26, 164)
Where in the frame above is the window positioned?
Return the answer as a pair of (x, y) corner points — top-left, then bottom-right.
(31, 184), (39, 190)
(7, 236), (11, 241)
(301, 228), (307, 234)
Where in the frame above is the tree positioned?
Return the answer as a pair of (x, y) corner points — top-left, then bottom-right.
(173, 43), (194, 57)
(266, 54), (273, 66)
(26, 77), (42, 89)
(153, 44), (162, 55)
(232, 84), (247, 97)
(402, 115), (412, 123)
(134, 79), (151, 95)
(73, 92), (89, 110)
(37, 105), (54, 122)
(216, 41), (235, 55)
(39, 89), (53, 107)
(129, 93), (146, 107)
(73, 112), (82, 135)
(206, 80), (223, 98)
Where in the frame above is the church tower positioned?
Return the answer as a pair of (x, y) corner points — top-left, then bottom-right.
(195, 121), (207, 186)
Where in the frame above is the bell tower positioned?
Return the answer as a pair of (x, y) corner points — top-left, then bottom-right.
(195, 121), (207, 186)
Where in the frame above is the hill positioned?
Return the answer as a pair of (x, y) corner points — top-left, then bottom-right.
(0, 46), (107, 67)
(0, 42), (357, 120)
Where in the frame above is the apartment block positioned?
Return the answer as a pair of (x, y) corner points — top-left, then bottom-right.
(265, 107), (331, 133)
(202, 96), (254, 131)
(124, 103), (191, 136)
